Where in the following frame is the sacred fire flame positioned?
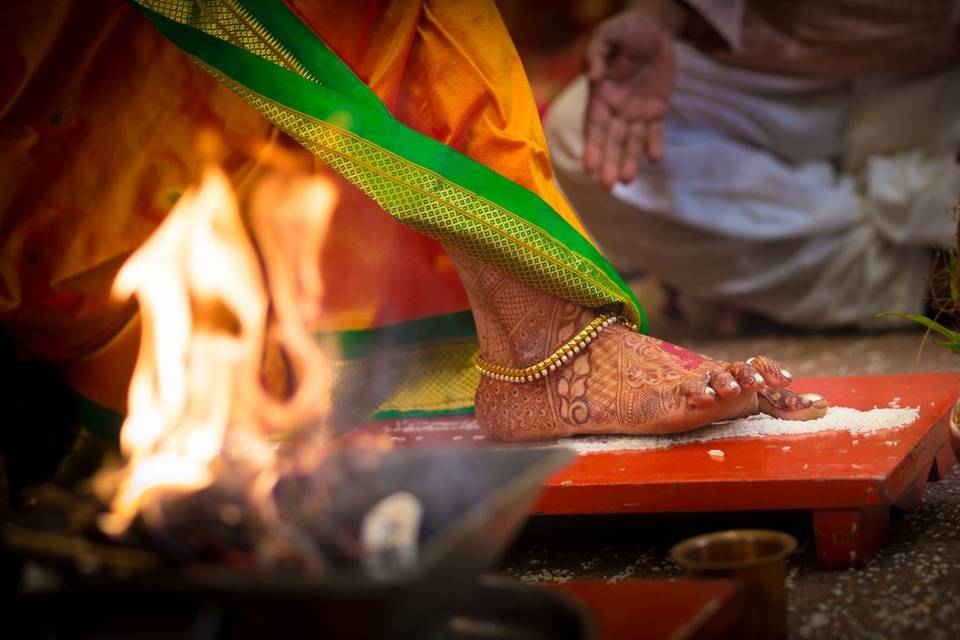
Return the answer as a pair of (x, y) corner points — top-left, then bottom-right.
(99, 165), (338, 539)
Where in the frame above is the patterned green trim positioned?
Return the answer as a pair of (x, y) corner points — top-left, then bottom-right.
(72, 387), (477, 440)
(71, 311), (482, 440)
(135, 0), (387, 111)
(130, 0), (647, 332)
(318, 310), (477, 360)
(373, 406), (475, 421)
(351, 340), (479, 415)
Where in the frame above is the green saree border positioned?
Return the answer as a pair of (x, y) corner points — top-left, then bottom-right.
(70, 310), (480, 440)
(223, 0), (388, 114)
(319, 310), (477, 360)
(372, 406), (475, 421)
(70, 388), (477, 440)
(130, 1), (648, 333)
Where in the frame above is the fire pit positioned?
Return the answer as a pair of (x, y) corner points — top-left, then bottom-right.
(0, 161), (587, 637)
(4, 447), (578, 639)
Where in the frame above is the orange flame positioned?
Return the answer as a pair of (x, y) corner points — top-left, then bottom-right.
(100, 165), (338, 536)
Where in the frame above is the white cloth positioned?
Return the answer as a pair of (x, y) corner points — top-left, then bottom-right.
(545, 43), (960, 329)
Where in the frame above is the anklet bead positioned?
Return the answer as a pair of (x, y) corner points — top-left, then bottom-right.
(475, 313), (619, 383)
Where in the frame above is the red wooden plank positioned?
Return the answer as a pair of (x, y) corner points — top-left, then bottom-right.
(534, 374), (960, 515)
(931, 444), (958, 481)
(381, 373), (960, 568)
(378, 373), (959, 515)
(548, 579), (744, 640)
(813, 506), (890, 569)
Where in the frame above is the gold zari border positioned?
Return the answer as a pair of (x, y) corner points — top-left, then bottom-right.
(198, 61), (631, 316)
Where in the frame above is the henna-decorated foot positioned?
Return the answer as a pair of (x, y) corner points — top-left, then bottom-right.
(474, 315), (827, 441)
(450, 253), (827, 441)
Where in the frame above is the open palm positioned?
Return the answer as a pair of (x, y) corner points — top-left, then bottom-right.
(584, 11), (676, 189)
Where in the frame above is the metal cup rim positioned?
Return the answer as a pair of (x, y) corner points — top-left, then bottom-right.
(669, 529), (798, 571)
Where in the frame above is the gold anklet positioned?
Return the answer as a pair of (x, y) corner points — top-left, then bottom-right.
(474, 313), (618, 383)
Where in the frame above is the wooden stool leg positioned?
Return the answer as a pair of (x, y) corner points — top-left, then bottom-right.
(894, 463), (931, 512)
(930, 444), (957, 482)
(813, 506), (889, 569)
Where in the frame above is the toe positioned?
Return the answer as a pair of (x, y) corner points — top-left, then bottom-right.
(745, 355), (793, 388)
(727, 362), (765, 390)
(679, 380), (717, 408)
(708, 369), (742, 399)
(759, 388), (828, 420)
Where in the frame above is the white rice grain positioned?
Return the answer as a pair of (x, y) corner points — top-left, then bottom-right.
(552, 406), (919, 454)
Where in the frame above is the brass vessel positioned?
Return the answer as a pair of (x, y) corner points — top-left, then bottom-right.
(671, 529), (797, 640)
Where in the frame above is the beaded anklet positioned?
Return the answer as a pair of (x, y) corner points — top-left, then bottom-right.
(474, 313), (618, 383)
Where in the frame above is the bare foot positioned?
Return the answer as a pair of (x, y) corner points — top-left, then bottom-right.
(451, 253), (827, 441)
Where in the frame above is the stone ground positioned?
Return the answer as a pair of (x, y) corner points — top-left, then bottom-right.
(496, 292), (960, 639)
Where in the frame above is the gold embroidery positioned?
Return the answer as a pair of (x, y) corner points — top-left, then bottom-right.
(204, 62), (637, 322)
(136, 0), (317, 82)
(135, 0), (641, 328)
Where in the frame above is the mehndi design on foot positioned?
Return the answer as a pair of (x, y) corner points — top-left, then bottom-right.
(450, 252), (827, 441)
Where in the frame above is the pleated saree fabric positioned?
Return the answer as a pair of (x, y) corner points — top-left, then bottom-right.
(0, 0), (644, 433)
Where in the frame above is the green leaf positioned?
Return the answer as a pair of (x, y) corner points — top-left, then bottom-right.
(934, 339), (960, 354)
(876, 312), (960, 343)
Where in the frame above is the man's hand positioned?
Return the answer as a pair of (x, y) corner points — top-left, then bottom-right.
(584, 7), (679, 189)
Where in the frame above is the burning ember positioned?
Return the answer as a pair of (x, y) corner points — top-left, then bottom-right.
(1, 149), (574, 640)
(93, 162), (409, 573)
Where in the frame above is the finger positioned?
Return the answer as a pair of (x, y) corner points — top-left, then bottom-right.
(600, 117), (627, 189)
(584, 25), (614, 83)
(646, 120), (665, 163)
(741, 392), (760, 417)
(585, 39), (610, 82)
(745, 355), (793, 388)
(707, 370), (741, 399)
(619, 121), (646, 184)
(759, 389), (828, 421)
(583, 99), (610, 173)
(726, 362), (765, 390)
(679, 380), (716, 408)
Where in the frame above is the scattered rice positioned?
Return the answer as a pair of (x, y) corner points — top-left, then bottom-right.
(389, 420), (479, 433)
(387, 405), (920, 455)
(549, 406), (919, 454)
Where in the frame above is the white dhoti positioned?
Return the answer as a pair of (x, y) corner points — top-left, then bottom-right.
(546, 44), (960, 329)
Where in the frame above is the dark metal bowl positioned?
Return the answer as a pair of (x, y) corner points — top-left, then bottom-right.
(7, 446), (572, 639)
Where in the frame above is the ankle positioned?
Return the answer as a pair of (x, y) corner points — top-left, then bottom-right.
(476, 312), (618, 383)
